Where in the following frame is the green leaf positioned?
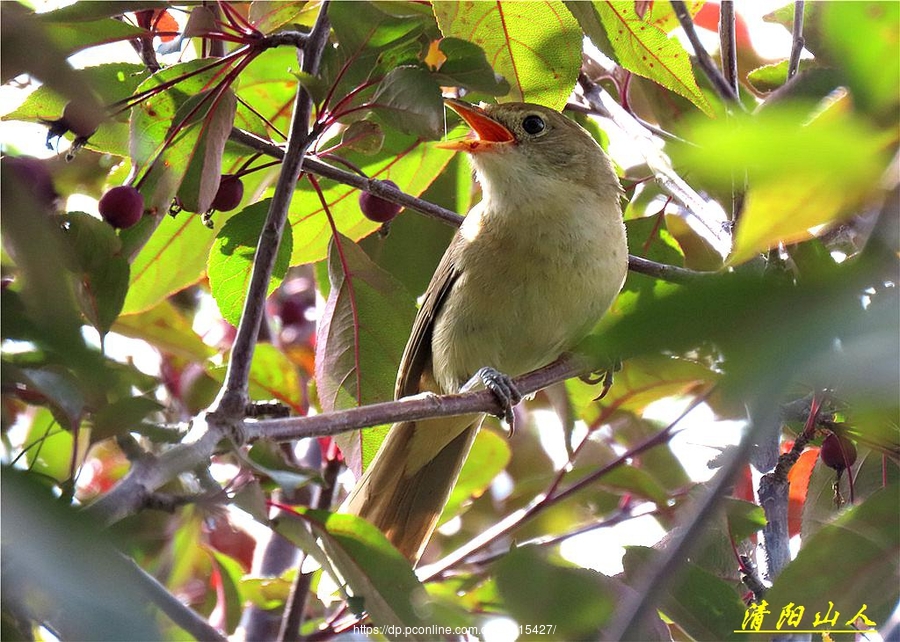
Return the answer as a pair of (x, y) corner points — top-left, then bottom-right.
(60, 212), (129, 335)
(746, 60), (790, 94)
(235, 47), (306, 135)
(820, 2), (900, 117)
(370, 65), (443, 139)
(3, 467), (162, 639)
(595, 465), (670, 505)
(724, 497), (767, 542)
(122, 213), (216, 314)
(767, 485), (900, 632)
(113, 300), (215, 361)
(128, 59), (233, 212)
(588, 1), (714, 117)
(623, 546), (746, 641)
(246, 344), (306, 414)
(18, 366), (87, 432)
(178, 88), (238, 214)
(40, 17), (147, 57)
(330, 1), (425, 53)
(432, 37), (510, 95)
(315, 234), (416, 473)
(36, 1), (163, 22)
(208, 199), (293, 326)
(92, 396), (163, 441)
(341, 120), (385, 155)
(439, 429), (512, 526)
(433, 0), (582, 109)
(244, 441), (316, 491)
(21, 406), (86, 482)
(276, 509), (436, 634)
(209, 549), (246, 634)
(249, 1), (312, 34)
(672, 103), (893, 265)
(568, 355), (717, 429)
(285, 130), (457, 266)
(3, 62), (148, 123)
(495, 546), (616, 639)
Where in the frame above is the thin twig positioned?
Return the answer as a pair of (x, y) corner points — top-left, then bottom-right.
(211, 9), (329, 422)
(670, 0), (740, 104)
(419, 387), (713, 581)
(788, 1), (805, 79)
(278, 456), (342, 642)
(228, 128), (715, 283)
(607, 394), (781, 638)
(718, 1), (739, 97)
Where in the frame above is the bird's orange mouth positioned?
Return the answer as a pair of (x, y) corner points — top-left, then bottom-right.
(437, 99), (514, 152)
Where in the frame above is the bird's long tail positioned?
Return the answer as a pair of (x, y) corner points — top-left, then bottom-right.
(343, 414), (481, 563)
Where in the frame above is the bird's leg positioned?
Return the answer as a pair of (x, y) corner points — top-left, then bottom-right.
(462, 367), (523, 436)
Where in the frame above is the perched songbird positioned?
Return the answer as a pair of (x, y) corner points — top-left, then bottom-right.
(344, 99), (628, 562)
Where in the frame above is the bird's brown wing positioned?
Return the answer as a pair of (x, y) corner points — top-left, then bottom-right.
(394, 232), (464, 399)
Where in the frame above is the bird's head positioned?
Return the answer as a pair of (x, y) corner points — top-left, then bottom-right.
(438, 99), (619, 199)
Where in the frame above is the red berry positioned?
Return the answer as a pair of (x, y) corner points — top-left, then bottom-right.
(3, 156), (57, 208)
(99, 186), (144, 229)
(820, 433), (857, 472)
(359, 180), (402, 223)
(211, 175), (244, 211)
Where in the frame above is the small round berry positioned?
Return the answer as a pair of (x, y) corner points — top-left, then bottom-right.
(820, 433), (857, 472)
(99, 186), (145, 229)
(359, 180), (402, 223)
(211, 175), (244, 211)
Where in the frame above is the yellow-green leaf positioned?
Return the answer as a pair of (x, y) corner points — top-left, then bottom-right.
(433, 0), (582, 109)
(591, 1), (714, 117)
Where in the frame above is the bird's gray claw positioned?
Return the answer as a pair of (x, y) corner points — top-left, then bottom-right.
(474, 367), (521, 436)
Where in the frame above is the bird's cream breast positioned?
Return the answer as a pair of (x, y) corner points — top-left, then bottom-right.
(431, 181), (626, 393)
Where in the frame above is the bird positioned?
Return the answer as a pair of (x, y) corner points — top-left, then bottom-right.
(343, 99), (628, 563)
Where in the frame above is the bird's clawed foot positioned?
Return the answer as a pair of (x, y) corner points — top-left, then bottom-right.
(464, 367), (522, 436)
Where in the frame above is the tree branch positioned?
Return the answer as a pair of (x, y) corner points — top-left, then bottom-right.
(229, 128), (715, 283)
(87, 357), (586, 526)
(245, 355), (585, 442)
(211, 9), (330, 421)
(670, 0), (740, 104)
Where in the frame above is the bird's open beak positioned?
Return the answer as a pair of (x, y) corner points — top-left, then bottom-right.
(437, 98), (514, 152)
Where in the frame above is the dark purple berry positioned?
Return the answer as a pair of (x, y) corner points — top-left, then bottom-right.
(359, 180), (402, 223)
(820, 433), (857, 472)
(211, 175), (244, 211)
(99, 186), (144, 229)
(3, 156), (58, 208)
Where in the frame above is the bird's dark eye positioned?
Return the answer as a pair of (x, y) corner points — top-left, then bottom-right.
(522, 114), (545, 135)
